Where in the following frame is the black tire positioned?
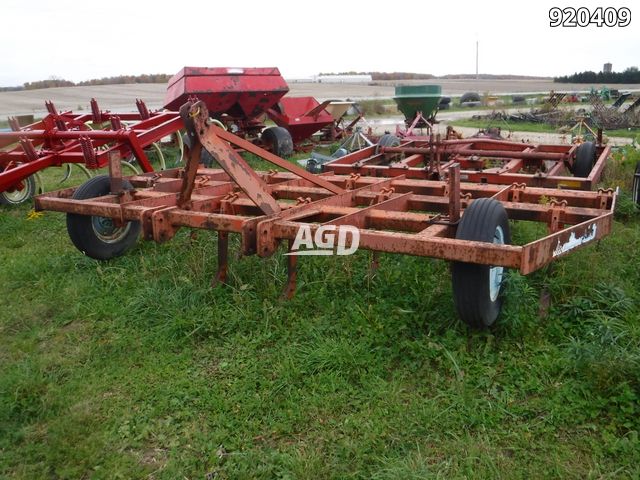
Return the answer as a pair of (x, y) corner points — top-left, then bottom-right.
(182, 133), (215, 167)
(0, 175), (36, 205)
(460, 92), (481, 104)
(451, 198), (511, 328)
(261, 127), (293, 158)
(573, 141), (596, 177)
(633, 161), (640, 206)
(66, 175), (140, 260)
(375, 134), (401, 154)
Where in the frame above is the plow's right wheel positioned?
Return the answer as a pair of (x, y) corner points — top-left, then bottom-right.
(451, 198), (511, 329)
(66, 175), (141, 260)
(573, 141), (596, 178)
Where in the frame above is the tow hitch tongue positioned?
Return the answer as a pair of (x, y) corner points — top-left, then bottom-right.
(180, 100), (281, 215)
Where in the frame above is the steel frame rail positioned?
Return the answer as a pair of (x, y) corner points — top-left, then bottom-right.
(35, 102), (617, 297)
(322, 138), (611, 191)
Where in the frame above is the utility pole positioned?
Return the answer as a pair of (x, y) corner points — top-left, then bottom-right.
(475, 40), (479, 81)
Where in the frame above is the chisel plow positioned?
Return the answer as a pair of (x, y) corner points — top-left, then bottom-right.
(34, 101), (617, 327)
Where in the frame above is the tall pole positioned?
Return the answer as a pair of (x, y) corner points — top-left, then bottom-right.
(475, 40), (479, 81)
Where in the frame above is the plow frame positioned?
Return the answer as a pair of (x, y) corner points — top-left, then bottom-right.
(322, 137), (611, 191)
(35, 102), (617, 298)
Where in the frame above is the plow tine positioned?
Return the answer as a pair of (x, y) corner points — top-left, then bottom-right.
(59, 164), (72, 184)
(283, 240), (298, 299)
(212, 231), (229, 286)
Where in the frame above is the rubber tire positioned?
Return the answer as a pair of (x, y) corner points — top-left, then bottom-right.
(375, 134), (401, 154)
(182, 133), (215, 167)
(573, 141), (596, 178)
(460, 92), (481, 103)
(66, 175), (141, 260)
(451, 198), (511, 328)
(0, 175), (36, 205)
(262, 127), (293, 158)
(633, 161), (640, 206)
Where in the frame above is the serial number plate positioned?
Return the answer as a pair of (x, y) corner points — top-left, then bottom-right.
(549, 7), (631, 27)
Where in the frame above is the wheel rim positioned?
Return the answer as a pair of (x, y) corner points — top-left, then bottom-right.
(489, 225), (505, 302)
(91, 216), (131, 243)
(633, 171), (640, 205)
(2, 179), (33, 204)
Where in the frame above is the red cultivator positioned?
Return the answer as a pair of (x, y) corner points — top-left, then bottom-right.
(34, 101), (617, 328)
(323, 132), (610, 191)
(0, 99), (181, 204)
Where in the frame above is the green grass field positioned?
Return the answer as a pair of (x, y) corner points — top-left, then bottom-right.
(1, 149), (640, 479)
(449, 119), (640, 140)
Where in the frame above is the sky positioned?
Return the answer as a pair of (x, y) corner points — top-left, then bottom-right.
(0, 0), (637, 87)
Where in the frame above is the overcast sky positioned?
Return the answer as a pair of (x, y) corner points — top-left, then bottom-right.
(0, 0), (636, 86)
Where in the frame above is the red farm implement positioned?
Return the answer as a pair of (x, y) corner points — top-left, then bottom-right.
(164, 66), (290, 155)
(0, 99), (181, 205)
(34, 101), (617, 328)
(267, 96), (334, 147)
(165, 66), (350, 154)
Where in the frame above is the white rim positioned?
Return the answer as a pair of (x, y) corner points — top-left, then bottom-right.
(91, 216), (132, 244)
(489, 225), (505, 302)
(1, 180), (33, 204)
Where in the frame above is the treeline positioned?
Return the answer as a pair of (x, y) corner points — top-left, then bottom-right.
(555, 67), (640, 84)
(77, 73), (172, 86)
(12, 73), (172, 91)
(439, 74), (549, 80)
(23, 78), (75, 90)
(318, 72), (549, 80)
(319, 71), (436, 80)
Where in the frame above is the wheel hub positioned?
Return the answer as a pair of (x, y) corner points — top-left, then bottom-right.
(91, 216), (131, 243)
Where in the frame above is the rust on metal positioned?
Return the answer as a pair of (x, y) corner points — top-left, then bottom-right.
(323, 138), (611, 190)
(34, 106), (617, 299)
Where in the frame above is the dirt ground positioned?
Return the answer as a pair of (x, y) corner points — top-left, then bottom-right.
(2, 79), (640, 118)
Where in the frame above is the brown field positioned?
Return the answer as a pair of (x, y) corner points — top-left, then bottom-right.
(1, 79), (640, 118)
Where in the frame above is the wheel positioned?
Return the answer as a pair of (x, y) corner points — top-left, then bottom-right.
(181, 133), (215, 167)
(0, 175), (36, 205)
(66, 175), (140, 260)
(375, 134), (401, 154)
(460, 92), (481, 104)
(633, 161), (640, 205)
(451, 198), (511, 328)
(573, 141), (596, 177)
(261, 127), (293, 158)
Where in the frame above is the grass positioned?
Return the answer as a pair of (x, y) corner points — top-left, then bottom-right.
(356, 94), (596, 118)
(1, 148), (640, 478)
(450, 118), (640, 140)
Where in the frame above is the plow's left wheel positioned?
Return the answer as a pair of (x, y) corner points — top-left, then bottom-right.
(451, 198), (511, 328)
(66, 175), (141, 260)
(0, 175), (36, 205)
